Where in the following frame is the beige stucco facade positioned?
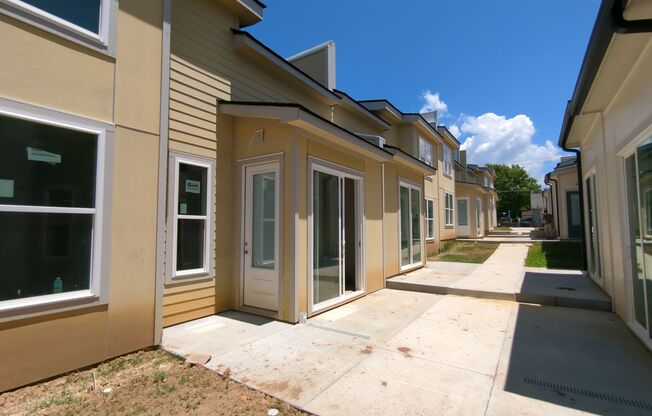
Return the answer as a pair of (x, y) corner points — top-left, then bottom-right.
(453, 151), (498, 239)
(0, 0), (463, 392)
(544, 159), (580, 240)
(561, 0), (652, 350)
(0, 0), (163, 391)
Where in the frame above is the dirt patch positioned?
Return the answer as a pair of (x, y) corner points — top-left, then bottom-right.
(397, 347), (413, 358)
(360, 345), (373, 354)
(0, 348), (309, 416)
(380, 380), (388, 387)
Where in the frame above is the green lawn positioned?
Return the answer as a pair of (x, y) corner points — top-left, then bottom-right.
(493, 226), (512, 231)
(429, 240), (500, 264)
(525, 241), (583, 270)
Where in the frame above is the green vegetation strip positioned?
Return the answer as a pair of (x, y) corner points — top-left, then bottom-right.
(525, 241), (583, 270)
(430, 240), (500, 264)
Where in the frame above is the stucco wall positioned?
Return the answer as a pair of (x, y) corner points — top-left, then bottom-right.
(0, 0), (163, 391)
(574, 34), (652, 344)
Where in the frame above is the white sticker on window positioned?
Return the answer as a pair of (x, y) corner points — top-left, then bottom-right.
(185, 180), (201, 194)
(27, 147), (61, 165)
(0, 179), (14, 198)
(179, 203), (187, 215)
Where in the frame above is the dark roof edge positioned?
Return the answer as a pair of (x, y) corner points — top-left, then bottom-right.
(231, 29), (340, 103)
(559, 0), (620, 148)
(384, 145), (438, 173)
(219, 100), (393, 158)
(333, 89), (392, 129)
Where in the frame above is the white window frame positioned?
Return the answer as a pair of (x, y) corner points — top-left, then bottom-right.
(418, 136), (433, 167)
(0, 0), (118, 55)
(445, 192), (454, 226)
(398, 178), (423, 271)
(443, 146), (453, 177)
(167, 153), (215, 282)
(0, 97), (112, 321)
(425, 198), (435, 240)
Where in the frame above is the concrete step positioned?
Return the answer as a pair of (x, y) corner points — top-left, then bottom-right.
(386, 269), (612, 313)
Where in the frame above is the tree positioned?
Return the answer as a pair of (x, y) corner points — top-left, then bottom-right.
(487, 164), (541, 218)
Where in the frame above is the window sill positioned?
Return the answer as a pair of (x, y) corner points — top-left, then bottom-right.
(165, 271), (214, 286)
(0, 290), (101, 323)
(443, 173), (453, 179)
(0, 0), (115, 57)
(445, 225), (455, 229)
(426, 238), (436, 242)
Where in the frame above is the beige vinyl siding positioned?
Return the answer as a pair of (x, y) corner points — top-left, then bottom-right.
(170, 0), (330, 113)
(332, 106), (385, 137)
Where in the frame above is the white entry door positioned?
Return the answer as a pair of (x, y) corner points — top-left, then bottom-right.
(476, 198), (484, 237)
(243, 162), (280, 311)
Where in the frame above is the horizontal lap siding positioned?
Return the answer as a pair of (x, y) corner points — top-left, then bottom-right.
(164, 0), (334, 326)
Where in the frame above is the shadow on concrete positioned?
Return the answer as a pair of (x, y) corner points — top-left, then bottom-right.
(504, 304), (652, 415)
(220, 310), (275, 326)
(516, 270), (611, 311)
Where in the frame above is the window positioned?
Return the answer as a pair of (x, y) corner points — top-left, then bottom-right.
(443, 146), (453, 177)
(445, 192), (454, 226)
(0, 108), (107, 311)
(425, 198), (435, 240)
(457, 199), (468, 226)
(418, 136), (433, 166)
(399, 181), (422, 269)
(168, 154), (214, 280)
(483, 176), (489, 187)
(1, 0), (116, 53)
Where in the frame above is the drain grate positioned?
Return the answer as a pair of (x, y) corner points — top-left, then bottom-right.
(524, 377), (652, 411)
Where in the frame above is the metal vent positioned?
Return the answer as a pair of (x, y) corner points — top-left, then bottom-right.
(523, 377), (652, 411)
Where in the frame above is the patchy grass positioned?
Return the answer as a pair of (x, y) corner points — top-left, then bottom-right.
(525, 241), (583, 270)
(0, 348), (308, 416)
(429, 240), (500, 264)
(493, 226), (512, 231)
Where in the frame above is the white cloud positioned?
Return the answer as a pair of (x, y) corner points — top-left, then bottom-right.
(419, 90), (448, 115)
(459, 112), (561, 183)
(448, 124), (461, 140)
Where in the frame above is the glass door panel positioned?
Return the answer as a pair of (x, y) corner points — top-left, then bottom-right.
(626, 155), (647, 328)
(313, 170), (341, 305)
(637, 141), (652, 338)
(411, 189), (421, 263)
(251, 172), (276, 269)
(400, 186), (411, 267)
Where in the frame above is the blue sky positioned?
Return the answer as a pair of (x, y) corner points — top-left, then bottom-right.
(249, 0), (600, 183)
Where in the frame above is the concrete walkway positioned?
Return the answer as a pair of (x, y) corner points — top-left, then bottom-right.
(162, 289), (652, 416)
(388, 243), (611, 311)
(388, 243), (529, 300)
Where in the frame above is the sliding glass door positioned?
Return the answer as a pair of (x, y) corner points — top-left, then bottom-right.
(399, 181), (422, 270)
(312, 163), (363, 311)
(624, 139), (652, 341)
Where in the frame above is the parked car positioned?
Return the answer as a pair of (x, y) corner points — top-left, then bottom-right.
(519, 217), (533, 227)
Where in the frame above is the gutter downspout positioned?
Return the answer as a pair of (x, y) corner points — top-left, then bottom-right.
(381, 162), (386, 286)
(547, 177), (560, 240)
(562, 149), (588, 271)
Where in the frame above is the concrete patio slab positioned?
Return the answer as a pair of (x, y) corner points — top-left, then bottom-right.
(304, 347), (494, 416)
(308, 290), (442, 341)
(486, 304), (652, 416)
(385, 296), (513, 376)
(162, 289), (652, 416)
(163, 311), (290, 357)
(205, 324), (370, 407)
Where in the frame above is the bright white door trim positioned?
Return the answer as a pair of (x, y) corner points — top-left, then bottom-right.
(456, 197), (470, 237)
(308, 157), (365, 316)
(398, 178), (424, 272)
(240, 160), (282, 313)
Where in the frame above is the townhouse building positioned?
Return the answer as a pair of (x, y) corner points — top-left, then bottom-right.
(544, 156), (581, 240)
(0, 0), (463, 391)
(559, 0), (652, 350)
(0, 0), (164, 391)
(453, 150), (498, 238)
